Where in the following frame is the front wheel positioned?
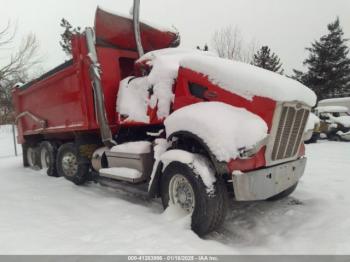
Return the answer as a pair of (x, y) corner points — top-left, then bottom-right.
(56, 143), (90, 185)
(160, 161), (228, 237)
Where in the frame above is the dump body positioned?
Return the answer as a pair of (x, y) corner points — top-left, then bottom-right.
(12, 35), (137, 143)
(12, 8), (180, 144)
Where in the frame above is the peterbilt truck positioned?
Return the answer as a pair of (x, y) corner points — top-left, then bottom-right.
(12, 1), (316, 236)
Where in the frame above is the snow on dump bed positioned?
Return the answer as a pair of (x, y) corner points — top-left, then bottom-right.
(180, 55), (317, 107)
(164, 102), (268, 162)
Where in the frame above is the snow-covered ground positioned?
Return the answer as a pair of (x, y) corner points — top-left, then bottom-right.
(0, 125), (350, 254)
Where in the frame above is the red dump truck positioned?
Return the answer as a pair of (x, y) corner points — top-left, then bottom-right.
(13, 2), (316, 236)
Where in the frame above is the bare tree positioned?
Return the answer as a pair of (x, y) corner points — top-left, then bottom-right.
(0, 22), (41, 124)
(211, 25), (258, 63)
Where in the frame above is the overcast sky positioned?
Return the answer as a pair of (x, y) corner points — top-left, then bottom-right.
(1, 0), (350, 75)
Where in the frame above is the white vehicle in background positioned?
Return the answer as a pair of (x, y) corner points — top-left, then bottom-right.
(314, 105), (350, 141)
(318, 97), (350, 113)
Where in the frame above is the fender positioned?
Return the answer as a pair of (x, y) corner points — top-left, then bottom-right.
(148, 149), (217, 198)
(168, 131), (229, 174)
(148, 131), (228, 198)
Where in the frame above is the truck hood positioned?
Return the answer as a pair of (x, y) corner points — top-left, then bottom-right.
(180, 55), (317, 107)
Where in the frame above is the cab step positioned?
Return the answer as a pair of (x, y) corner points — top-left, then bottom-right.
(99, 167), (144, 183)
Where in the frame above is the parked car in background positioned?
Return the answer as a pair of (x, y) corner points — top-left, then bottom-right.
(318, 97), (350, 113)
(314, 106), (350, 141)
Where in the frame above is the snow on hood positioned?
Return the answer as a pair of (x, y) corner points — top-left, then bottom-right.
(164, 102), (268, 162)
(180, 55), (317, 107)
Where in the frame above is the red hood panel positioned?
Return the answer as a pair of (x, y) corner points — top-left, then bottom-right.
(94, 7), (180, 52)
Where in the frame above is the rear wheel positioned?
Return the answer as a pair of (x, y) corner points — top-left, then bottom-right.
(39, 141), (58, 177)
(26, 146), (37, 168)
(56, 143), (90, 185)
(160, 161), (228, 237)
(22, 144), (29, 167)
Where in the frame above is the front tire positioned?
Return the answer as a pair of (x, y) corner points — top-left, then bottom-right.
(56, 143), (90, 185)
(160, 161), (228, 237)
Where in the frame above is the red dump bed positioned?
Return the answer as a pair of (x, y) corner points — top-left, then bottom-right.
(13, 8), (179, 144)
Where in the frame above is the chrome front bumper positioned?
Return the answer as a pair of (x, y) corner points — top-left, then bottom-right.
(232, 158), (307, 201)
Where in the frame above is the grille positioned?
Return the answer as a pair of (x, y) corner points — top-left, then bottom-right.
(271, 105), (310, 161)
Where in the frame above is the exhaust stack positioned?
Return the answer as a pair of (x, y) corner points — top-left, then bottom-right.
(133, 0), (144, 57)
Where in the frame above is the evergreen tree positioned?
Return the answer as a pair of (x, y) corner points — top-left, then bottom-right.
(294, 18), (350, 100)
(59, 18), (81, 56)
(252, 45), (284, 74)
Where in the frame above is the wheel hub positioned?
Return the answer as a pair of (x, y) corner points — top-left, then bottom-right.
(62, 152), (78, 177)
(169, 174), (195, 214)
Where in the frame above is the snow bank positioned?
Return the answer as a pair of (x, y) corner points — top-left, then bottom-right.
(116, 77), (150, 123)
(111, 141), (152, 154)
(160, 150), (216, 194)
(0, 125), (21, 158)
(164, 102), (268, 162)
(180, 55), (317, 107)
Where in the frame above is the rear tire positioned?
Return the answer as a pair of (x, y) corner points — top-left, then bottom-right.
(267, 183), (298, 201)
(22, 144), (29, 167)
(26, 146), (38, 168)
(160, 161), (228, 237)
(56, 143), (90, 185)
(39, 141), (58, 177)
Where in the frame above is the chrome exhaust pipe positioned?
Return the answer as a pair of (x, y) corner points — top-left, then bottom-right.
(85, 27), (116, 148)
(133, 0), (144, 57)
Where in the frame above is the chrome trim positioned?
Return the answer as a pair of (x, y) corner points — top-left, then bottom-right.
(265, 102), (310, 166)
(133, 0), (144, 57)
(232, 157), (306, 201)
(85, 28), (116, 148)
